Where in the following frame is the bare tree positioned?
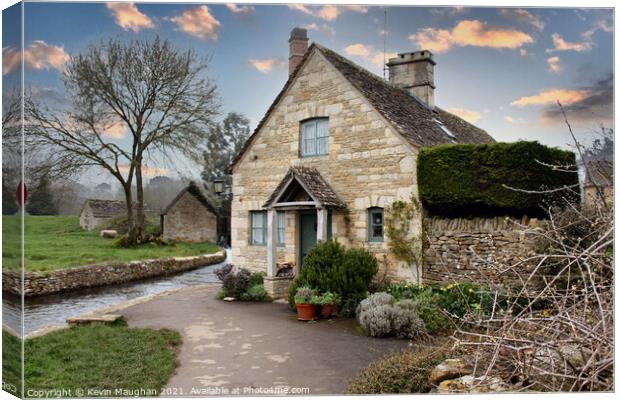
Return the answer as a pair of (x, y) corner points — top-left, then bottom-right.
(25, 36), (220, 246)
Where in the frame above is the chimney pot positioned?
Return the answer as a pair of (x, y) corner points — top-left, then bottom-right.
(387, 50), (436, 108)
(289, 27), (308, 76)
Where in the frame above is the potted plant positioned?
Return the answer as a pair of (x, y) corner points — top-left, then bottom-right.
(316, 291), (340, 319)
(294, 286), (317, 321)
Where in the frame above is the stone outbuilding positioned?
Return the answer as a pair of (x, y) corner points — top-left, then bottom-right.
(229, 28), (495, 297)
(79, 199), (128, 230)
(583, 160), (613, 207)
(161, 182), (219, 243)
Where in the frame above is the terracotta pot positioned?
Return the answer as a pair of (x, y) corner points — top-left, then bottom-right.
(319, 304), (336, 319)
(296, 303), (317, 321)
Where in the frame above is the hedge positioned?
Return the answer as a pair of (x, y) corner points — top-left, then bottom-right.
(417, 141), (579, 218)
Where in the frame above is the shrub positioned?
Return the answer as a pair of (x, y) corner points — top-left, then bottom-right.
(410, 289), (450, 334)
(346, 345), (451, 394)
(215, 264), (233, 281)
(249, 271), (265, 286)
(246, 284), (269, 302)
(417, 141), (579, 218)
(287, 240), (378, 316)
(222, 268), (251, 298)
(356, 293), (427, 340)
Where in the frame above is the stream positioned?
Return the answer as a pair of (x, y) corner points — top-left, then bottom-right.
(2, 249), (230, 335)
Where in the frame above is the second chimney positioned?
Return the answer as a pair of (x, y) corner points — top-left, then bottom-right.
(289, 27), (308, 76)
(387, 50), (436, 108)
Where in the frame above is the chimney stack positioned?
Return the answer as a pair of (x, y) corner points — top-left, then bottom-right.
(387, 50), (436, 108)
(289, 27), (308, 76)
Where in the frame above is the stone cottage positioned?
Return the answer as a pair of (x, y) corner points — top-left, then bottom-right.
(79, 199), (128, 230)
(583, 160), (613, 207)
(161, 182), (219, 243)
(229, 28), (494, 296)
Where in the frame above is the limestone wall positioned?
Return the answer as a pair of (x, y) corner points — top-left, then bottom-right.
(423, 216), (542, 284)
(3, 251), (226, 297)
(231, 50), (420, 280)
(163, 192), (218, 243)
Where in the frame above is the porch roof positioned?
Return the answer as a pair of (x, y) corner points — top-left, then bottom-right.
(263, 166), (346, 209)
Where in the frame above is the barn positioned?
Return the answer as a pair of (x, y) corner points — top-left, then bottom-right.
(79, 199), (127, 230)
(161, 182), (219, 243)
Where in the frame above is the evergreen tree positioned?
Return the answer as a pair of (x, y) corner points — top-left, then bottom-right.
(2, 179), (18, 215)
(25, 176), (58, 215)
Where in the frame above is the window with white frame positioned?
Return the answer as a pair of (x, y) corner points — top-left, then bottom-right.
(250, 211), (267, 245)
(300, 118), (329, 157)
(277, 212), (285, 246)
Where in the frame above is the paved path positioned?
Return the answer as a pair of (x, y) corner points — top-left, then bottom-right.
(120, 285), (407, 395)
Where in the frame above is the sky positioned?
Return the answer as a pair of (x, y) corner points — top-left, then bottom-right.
(2, 2), (614, 183)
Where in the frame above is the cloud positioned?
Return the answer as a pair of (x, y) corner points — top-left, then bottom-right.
(499, 8), (545, 31)
(4, 41), (71, 75)
(101, 121), (128, 139)
(546, 33), (591, 53)
(344, 43), (371, 57)
(304, 23), (336, 38)
(511, 88), (589, 107)
(119, 164), (170, 177)
(504, 115), (528, 124)
(247, 57), (287, 73)
(520, 48), (529, 57)
(106, 2), (154, 32)
(287, 4), (367, 21)
(226, 3), (255, 15)
(171, 6), (221, 40)
(409, 20), (534, 53)
(540, 74), (613, 123)
(2, 46), (20, 75)
(344, 43), (396, 67)
(446, 108), (482, 123)
(547, 56), (561, 73)
(430, 6), (466, 17)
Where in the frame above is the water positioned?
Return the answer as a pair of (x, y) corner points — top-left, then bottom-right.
(3, 249), (230, 335)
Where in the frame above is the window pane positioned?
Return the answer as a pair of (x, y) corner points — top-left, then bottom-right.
(317, 119), (329, 138)
(277, 212), (285, 244)
(318, 137), (328, 155)
(372, 225), (383, 238)
(301, 121), (316, 156)
(373, 212), (383, 225)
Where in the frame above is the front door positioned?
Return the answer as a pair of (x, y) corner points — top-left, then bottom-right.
(299, 212), (317, 268)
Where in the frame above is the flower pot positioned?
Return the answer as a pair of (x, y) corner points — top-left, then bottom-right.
(296, 303), (317, 321)
(319, 304), (335, 319)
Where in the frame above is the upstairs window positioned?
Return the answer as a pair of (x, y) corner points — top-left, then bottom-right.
(368, 207), (384, 242)
(301, 118), (329, 157)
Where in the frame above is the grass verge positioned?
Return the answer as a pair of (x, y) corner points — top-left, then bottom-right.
(3, 216), (220, 272)
(3, 324), (181, 397)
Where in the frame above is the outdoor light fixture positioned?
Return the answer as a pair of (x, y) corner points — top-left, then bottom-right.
(213, 178), (225, 195)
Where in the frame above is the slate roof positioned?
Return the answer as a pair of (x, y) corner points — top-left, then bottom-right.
(584, 160), (613, 187)
(162, 181), (218, 215)
(263, 166), (346, 208)
(83, 199), (129, 218)
(229, 43), (494, 172)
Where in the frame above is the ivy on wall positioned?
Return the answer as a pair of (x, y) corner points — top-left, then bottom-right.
(384, 196), (424, 266)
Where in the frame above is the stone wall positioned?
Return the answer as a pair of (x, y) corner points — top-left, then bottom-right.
(423, 216), (542, 284)
(231, 49), (420, 281)
(3, 251), (226, 297)
(263, 276), (294, 300)
(163, 191), (218, 243)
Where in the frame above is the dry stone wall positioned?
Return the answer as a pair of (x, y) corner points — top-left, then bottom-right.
(423, 216), (543, 284)
(3, 251), (226, 297)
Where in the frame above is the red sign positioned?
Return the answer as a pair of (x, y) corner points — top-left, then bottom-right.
(16, 181), (27, 207)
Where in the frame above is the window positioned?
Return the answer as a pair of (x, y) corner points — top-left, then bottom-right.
(277, 212), (285, 246)
(250, 211), (267, 245)
(368, 207), (384, 242)
(300, 118), (329, 157)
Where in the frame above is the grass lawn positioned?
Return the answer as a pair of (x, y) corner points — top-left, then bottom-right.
(2, 330), (22, 397)
(3, 324), (181, 397)
(2, 215), (220, 272)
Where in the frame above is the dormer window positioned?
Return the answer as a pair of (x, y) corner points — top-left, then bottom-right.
(300, 118), (329, 157)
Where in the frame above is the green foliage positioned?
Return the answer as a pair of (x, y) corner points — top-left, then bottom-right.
(294, 286), (315, 304)
(249, 271), (265, 286)
(417, 141), (579, 218)
(408, 289), (450, 334)
(385, 197), (423, 265)
(2, 181), (18, 215)
(312, 291), (341, 306)
(218, 268), (270, 302)
(357, 293), (428, 339)
(26, 176), (58, 216)
(245, 283), (269, 302)
(346, 345), (451, 394)
(2, 330), (22, 397)
(222, 268), (251, 298)
(287, 240), (379, 316)
(23, 325), (181, 395)
(2, 216), (219, 272)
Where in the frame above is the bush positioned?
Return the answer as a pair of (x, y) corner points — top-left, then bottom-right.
(222, 268), (251, 298)
(409, 289), (450, 334)
(356, 293), (427, 340)
(246, 284), (269, 301)
(249, 271), (265, 286)
(346, 345), (451, 394)
(417, 141), (579, 218)
(294, 286), (315, 304)
(215, 264), (233, 281)
(287, 240), (378, 316)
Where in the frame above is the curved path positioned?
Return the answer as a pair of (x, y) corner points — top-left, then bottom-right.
(120, 285), (407, 395)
